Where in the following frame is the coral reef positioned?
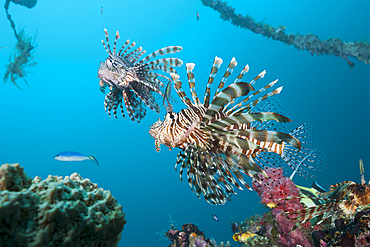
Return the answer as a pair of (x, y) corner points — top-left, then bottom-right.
(209, 239), (231, 247)
(312, 210), (370, 247)
(0, 163), (126, 247)
(311, 209), (370, 247)
(200, 0), (370, 70)
(233, 168), (312, 246)
(165, 223), (215, 247)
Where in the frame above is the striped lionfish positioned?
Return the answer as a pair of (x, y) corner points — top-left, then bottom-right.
(98, 28), (183, 123)
(286, 159), (370, 228)
(149, 56), (322, 205)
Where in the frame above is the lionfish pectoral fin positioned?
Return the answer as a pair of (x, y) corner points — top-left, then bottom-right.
(202, 82), (254, 125)
(205, 112), (292, 132)
(238, 155), (265, 180)
(155, 140), (161, 152)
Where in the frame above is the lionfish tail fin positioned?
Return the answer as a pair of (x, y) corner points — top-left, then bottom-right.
(281, 123), (325, 179)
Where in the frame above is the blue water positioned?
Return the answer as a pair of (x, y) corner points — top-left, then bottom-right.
(1, 0), (370, 246)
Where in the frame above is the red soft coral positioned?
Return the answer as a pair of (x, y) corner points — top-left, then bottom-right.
(252, 167), (303, 213)
(253, 168), (312, 246)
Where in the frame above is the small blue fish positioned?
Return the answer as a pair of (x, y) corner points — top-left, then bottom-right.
(211, 214), (219, 222)
(54, 151), (99, 165)
(101, 7), (104, 16)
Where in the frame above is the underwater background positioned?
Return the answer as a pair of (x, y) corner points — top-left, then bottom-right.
(1, 0), (370, 246)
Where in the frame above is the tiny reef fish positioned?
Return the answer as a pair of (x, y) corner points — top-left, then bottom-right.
(54, 151), (99, 165)
(211, 214), (219, 222)
(266, 202), (277, 209)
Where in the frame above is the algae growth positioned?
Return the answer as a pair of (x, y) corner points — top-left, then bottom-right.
(4, 28), (37, 90)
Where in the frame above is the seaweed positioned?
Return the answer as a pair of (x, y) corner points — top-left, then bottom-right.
(4, 0), (37, 90)
(4, 27), (37, 90)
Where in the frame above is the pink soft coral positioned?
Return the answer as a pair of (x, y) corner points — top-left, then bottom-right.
(252, 167), (303, 213)
(253, 168), (312, 246)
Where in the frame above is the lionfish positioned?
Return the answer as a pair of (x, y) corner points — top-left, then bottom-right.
(98, 28), (183, 123)
(149, 56), (322, 205)
(286, 159), (370, 227)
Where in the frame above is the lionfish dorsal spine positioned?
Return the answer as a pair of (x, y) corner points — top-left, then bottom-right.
(250, 70), (266, 85)
(122, 41), (136, 57)
(130, 49), (146, 64)
(203, 56), (223, 108)
(201, 82), (254, 125)
(117, 39), (130, 56)
(102, 28), (111, 54)
(186, 63), (201, 106)
(211, 57), (238, 102)
(113, 30), (120, 55)
(170, 73), (194, 107)
(126, 46), (142, 62)
(233, 64), (249, 84)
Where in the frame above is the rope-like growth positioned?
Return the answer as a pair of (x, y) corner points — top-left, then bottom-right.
(200, 0), (370, 70)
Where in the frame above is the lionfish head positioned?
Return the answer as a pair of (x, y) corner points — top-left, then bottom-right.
(149, 112), (180, 152)
(97, 65), (120, 89)
(348, 183), (370, 211)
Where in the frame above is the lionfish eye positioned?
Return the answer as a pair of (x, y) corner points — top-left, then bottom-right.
(169, 113), (175, 120)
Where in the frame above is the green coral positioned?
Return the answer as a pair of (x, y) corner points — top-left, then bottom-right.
(0, 163), (126, 247)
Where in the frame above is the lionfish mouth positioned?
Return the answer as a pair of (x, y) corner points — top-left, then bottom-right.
(148, 129), (156, 139)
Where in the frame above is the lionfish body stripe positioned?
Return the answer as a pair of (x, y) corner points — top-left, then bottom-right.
(98, 28), (183, 122)
(149, 56), (322, 205)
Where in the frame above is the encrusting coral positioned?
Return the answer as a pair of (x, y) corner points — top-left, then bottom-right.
(166, 223), (215, 247)
(0, 163), (126, 247)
